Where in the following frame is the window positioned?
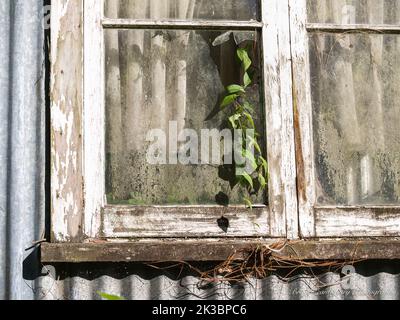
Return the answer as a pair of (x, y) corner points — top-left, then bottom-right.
(49, 0), (400, 258)
(51, 0), (297, 242)
(291, 0), (400, 237)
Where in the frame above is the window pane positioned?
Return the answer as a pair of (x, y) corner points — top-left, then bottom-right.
(307, 0), (400, 24)
(105, 29), (265, 205)
(310, 33), (400, 205)
(105, 0), (260, 21)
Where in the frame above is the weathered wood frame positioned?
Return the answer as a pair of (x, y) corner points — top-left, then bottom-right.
(290, 0), (400, 238)
(51, 0), (85, 242)
(50, 0), (400, 261)
(51, 0), (298, 242)
(42, 239), (400, 262)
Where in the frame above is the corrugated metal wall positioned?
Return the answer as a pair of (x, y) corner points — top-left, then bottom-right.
(0, 0), (399, 300)
(35, 262), (400, 300)
(0, 0), (46, 300)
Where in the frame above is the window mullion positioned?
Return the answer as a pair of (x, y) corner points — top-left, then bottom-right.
(83, 0), (105, 239)
(261, 0), (299, 239)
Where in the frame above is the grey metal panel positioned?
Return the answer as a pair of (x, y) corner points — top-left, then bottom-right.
(0, 0), (399, 301)
(0, 0), (11, 301)
(0, 0), (46, 300)
(34, 267), (400, 300)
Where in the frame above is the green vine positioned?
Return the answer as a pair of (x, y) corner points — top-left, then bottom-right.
(220, 48), (269, 208)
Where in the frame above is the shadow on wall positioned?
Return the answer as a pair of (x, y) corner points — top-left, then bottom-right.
(23, 253), (400, 282)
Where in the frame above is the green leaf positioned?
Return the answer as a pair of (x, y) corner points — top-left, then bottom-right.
(258, 174), (267, 188)
(220, 94), (238, 108)
(244, 72), (252, 88)
(243, 101), (254, 112)
(248, 136), (262, 154)
(244, 197), (253, 210)
(97, 292), (125, 300)
(228, 113), (241, 129)
(242, 149), (257, 170)
(259, 157), (269, 182)
(227, 84), (245, 94)
(243, 112), (255, 129)
(259, 156), (268, 174)
(237, 48), (252, 71)
(237, 48), (246, 62)
(241, 172), (254, 189)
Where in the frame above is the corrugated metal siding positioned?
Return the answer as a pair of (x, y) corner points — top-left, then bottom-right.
(35, 265), (400, 300)
(0, 0), (399, 300)
(0, 0), (46, 300)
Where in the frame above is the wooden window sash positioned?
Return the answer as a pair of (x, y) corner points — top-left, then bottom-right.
(290, 0), (400, 238)
(51, 0), (298, 242)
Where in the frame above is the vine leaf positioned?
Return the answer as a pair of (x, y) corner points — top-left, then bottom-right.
(243, 112), (255, 129)
(244, 72), (252, 88)
(237, 48), (252, 71)
(259, 156), (268, 175)
(220, 94), (238, 108)
(243, 101), (254, 112)
(244, 197), (253, 210)
(242, 149), (257, 171)
(229, 114), (241, 129)
(227, 84), (245, 94)
(248, 136), (262, 154)
(241, 172), (254, 189)
(258, 174), (267, 188)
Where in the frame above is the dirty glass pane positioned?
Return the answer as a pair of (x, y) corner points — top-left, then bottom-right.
(105, 29), (265, 205)
(307, 0), (400, 24)
(105, 0), (260, 21)
(309, 33), (400, 205)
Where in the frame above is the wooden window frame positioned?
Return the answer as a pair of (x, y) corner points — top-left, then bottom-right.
(46, 0), (400, 261)
(50, 0), (298, 243)
(290, 0), (400, 238)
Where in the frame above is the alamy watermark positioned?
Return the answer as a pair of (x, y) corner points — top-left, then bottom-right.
(146, 121), (257, 176)
(341, 265), (356, 290)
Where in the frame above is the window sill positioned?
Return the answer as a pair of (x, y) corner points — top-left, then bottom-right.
(41, 239), (400, 263)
